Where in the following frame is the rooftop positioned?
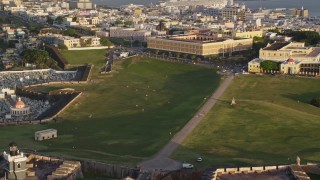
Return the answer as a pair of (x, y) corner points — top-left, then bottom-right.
(35, 129), (57, 134)
(154, 34), (245, 44)
(263, 42), (290, 50)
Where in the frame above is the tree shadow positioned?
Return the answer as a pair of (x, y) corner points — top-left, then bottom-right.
(281, 91), (319, 104)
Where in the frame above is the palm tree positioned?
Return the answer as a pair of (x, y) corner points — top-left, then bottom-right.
(183, 53), (188, 61)
(176, 52), (181, 60)
(190, 55), (196, 61)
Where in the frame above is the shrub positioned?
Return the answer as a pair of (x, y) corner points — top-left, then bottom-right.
(311, 97), (320, 108)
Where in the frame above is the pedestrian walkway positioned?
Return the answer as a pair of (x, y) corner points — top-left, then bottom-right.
(139, 75), (234, 171)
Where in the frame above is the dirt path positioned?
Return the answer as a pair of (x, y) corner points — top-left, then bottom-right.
(139, 75), (234, 171)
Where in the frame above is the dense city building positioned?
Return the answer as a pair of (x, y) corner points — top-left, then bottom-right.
(68, 0), (93, 10)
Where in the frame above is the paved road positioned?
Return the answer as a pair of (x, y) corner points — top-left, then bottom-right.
(139, 75), (235, 171)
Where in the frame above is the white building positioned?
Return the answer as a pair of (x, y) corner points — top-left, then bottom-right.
(35, 129), (58, 141)
(109, 27), (151, 42)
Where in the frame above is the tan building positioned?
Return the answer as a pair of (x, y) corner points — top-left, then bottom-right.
(248, 58), (261, 73)
(148, 34), (253, 56)
(222, 5), (249, 21)
(292, 7), (308, 18)
(259, 42), (320, 62)
(69, 0), (93, 10)
(248, 57), (320, 75)
(56, 36), (101, 49)
(80, 36), (100, 47)
(89, 17), (99, 25)
(35, 129), (57, 141)
(280, 58), (320, 75)
(234, 30), (263, 38)
(56, 36), (80, 48)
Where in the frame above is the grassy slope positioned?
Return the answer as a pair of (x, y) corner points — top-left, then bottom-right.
(173, 75), (320, 168)
(0, 50), (220, 166)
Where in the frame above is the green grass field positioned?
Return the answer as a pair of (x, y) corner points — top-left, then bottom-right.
(0, 50), (220, 166)
(62, 49), (106, 66)
(172, 75), (320, 168)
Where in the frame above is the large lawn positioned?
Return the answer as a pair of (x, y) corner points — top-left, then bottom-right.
(62, 49), (106, 66)
(0, 51), (220, 166)
(172, 75), (320, 168)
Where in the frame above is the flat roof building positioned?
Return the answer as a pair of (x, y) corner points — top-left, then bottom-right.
(109, 27), (152, 42)
(35, 129), (57, 141)
(148, 34), (253, 56)
(259, 42), (320, 62)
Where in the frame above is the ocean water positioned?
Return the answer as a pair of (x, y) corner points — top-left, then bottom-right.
(92, 0), (319, 17)
(240, 0), (320, 17)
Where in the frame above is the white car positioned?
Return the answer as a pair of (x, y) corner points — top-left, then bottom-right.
(197, 157), (203, 162)
(182, 163), (194, 169)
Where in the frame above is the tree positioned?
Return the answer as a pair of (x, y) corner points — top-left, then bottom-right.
(55, 16), (64, 24)
(100, 37), (114, 46)
(64, 28), (77, 37)
(260, 60), (280, 71)
(22, 49), (52, 68)
(190, 55), (196, 61)
(268, 28), (280, 34)
(311, 97), (320, 108)
(28, 24), (42, 34)
(282, 30), (320, 46)
(114, 19), (123, 25)
(58, 44), (68, 50)
(183, 53), (188, 60)
(176, 52), (181, 59)
(46, 16), (54, 25)
(124, 21), (133, 26)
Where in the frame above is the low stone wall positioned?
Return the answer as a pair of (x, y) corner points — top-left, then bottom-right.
(28, 154), (64, 163)
(52, 92), (82, 118)
(68, 46), (113, 51)
(0, 120), (41, 126)
(149, 170), (202, 180)
(302, 164), (320, 175)
(82, 161), (139, 179)
(212, 165), (289, 180)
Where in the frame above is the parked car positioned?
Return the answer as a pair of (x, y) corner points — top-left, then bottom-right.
(197, 157), (203, 162)
(182, 163), (194, 169)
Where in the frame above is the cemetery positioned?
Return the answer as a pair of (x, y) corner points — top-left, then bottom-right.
(0, 68), (83, 123)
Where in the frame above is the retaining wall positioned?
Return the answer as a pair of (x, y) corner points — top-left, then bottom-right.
(68, 46), (113, 51)
(82, 161), (139, 179)
(211, 165), (289, 180)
